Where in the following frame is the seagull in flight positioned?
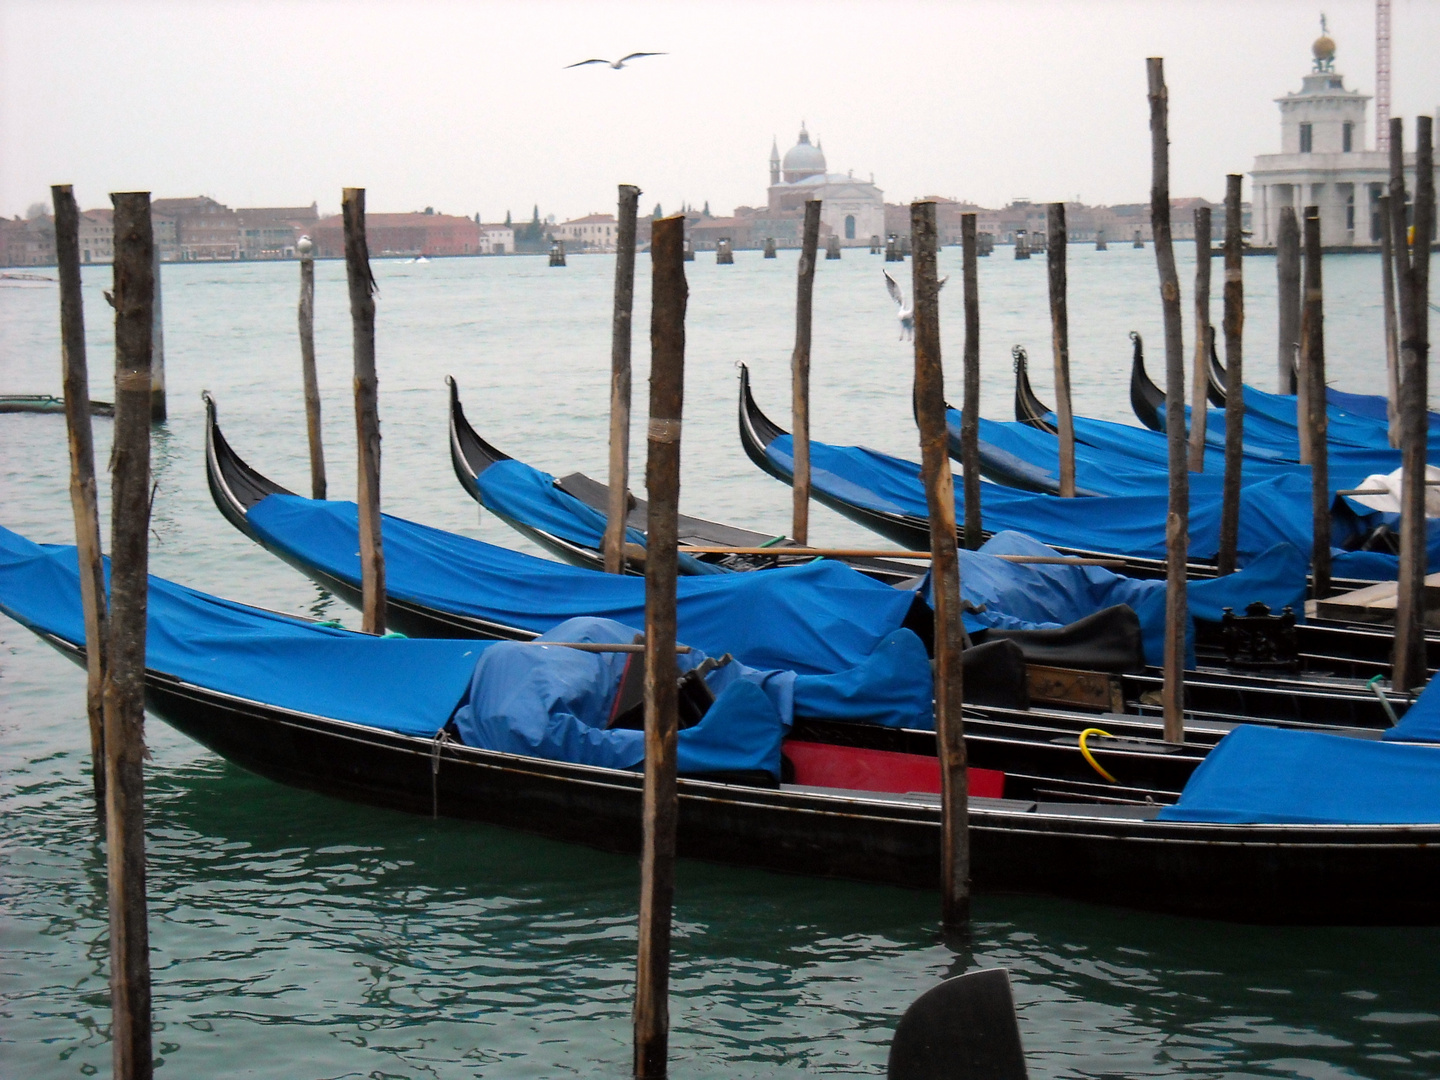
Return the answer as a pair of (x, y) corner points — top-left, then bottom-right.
(884, 269), (947, 340)
(565, 52), (666, 70)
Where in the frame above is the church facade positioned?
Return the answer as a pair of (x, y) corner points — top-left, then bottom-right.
(764, 125), (885, 247)
(1250, 29), (1436, 249)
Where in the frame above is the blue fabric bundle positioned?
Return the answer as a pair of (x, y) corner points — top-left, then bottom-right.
(1158, 725), (1440, 825)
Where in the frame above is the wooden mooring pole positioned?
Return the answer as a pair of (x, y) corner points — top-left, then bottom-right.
(1046, 203), (1075, 497)
(604, 184), (641, 574)
(106, 190), (156, 1080)
(1391, 116), (1434, 691)
(1187, 206), (1211, 472)
(911, 199), (969, 928)
(633, 213), (687, 1079)
(1148, 57), (1187, 745)
(1301, 205), (1331, 599)
(1379, 194), (1402, 449)
(960, 213), (983, 549)
(149, 242), (165, 423)
(1217, 175), (1246, 576)
(342, 188), (386, 635)
(1277, 206), (1302, 396)
(53, 184), (108, 802)
(297, 235), (326, 500)
(791, 200), (821, 545)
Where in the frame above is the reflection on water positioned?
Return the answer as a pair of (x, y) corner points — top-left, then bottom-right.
(3, 252), (1438, 1078)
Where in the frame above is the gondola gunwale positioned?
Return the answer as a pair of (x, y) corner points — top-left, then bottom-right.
(25, 623), (1440, 924)
(1012, 345), (1059, 434)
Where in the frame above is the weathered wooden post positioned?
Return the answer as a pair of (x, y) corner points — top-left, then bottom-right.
(826, 233), (841, 260)
(149, 242), (165, 422)
(52, 185), (108, 802)
(1391, 117), (1434, 691)
(961, 213), (983, 549)
(885, 234), (899, 262)
(604, 185), (641, 574)
(633, 212), (687, 1078)
(1148, 57), (1187, 745)
(911, 199), (969, 928)
(1187, 207), (1212, 472)
(1133, 228), (1144, 248)
(870, 234), (881, 255)
(1217, 175), (1246, 576)
(1095, 228), (1107, 251)
(764, 236), (777, 259)
(682, 237), (694, 262)
(1379, 194), (1402, 448)
(1014, 229), (1030, 260)
(342, 188), (386, 636)
(1300, 206), (1331, 598)
(106, 190), (156, 1080)
(549, 240), (567, 267)
(791, 200), (822, 545)
(715, 238), (734, 265)
(297, 235), (326, 500)
(1046, 203), (1076, 497)
(1277, 206), (1302, 396)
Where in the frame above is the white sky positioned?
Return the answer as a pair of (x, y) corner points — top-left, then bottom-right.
(2, 0), (1438, 222)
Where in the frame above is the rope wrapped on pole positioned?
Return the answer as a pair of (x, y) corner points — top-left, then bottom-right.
(911, 199), (970, 929)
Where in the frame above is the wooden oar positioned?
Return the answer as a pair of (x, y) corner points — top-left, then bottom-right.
(674, 545), (1125, 567)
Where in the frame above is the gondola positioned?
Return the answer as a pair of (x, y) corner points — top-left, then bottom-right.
(212, 395), (1423, 730)
(446, 376), (920, 585)
(0, 393), (114, 416)
(6, 523), (1440, 925)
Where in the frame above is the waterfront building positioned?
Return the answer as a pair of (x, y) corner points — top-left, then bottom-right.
(478, 223), (514, 254)
(554, 213), (618, 252)
(152, 196), (241, 260)
(236, 204), (319, 259)
(1250, 28), (1437, 249)
(0, 214), (55, 266)
(307, 209), (480, 258)
(760, 124), (884, 247)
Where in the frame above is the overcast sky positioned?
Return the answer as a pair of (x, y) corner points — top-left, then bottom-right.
(2, 0), (1438, 222)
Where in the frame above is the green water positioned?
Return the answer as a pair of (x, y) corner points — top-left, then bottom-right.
(2, 249), (1438, 1077)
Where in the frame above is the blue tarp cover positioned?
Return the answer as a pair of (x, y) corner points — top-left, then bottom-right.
(0, 525), (484, 736)
(763, 432), (1424, 579)
(1326, 386), (1440, 430)
(1384, 669), (1440, 742)
(1158, 724), (1440, 824)
(952, 531), (1306, 667)
(246, 494), (917, 676)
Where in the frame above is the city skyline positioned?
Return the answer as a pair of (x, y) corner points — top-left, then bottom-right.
(2, 1), (1439, 223)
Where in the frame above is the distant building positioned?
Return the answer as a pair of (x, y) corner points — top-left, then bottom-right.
(151, 196), (240, 260)
(478, 222), (514, 254)
(1251, 27), (1437, 249)
(76, 208), (113, 264)
(236, 204), (319, 259)
(554, 213), (619, 252)
(0, 215), (55, 266)
(307, 209), (481, 258)
(762, 124), (884, 246)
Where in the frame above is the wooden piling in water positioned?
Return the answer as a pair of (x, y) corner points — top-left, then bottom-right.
(1148, 57), (1187, 745)
(716, 238), (734, 264)
(1187, 207), (1212, 473)
(297, 236), (326, 500)
(549, 240), (567, 267)
(1300, 206), (1331, 599)
(633, 213), (687, 1079)
(52, 184), (108, 803)
(885, 234), (900, 262)
(764, 236), (777, 259)
(1133, 229), (1144, 249)
(342, 188), (386, 636)
(1014, 229), (1029, 260)
(1391, 116), (1434, 691)
(961, 214), (983, 550)
(911, 199), (970, 929)
(826, 233), (841, 260)
(106, 190), (156, 1080)
(682, 238), (694, 262)
(870, 234), (881, 255)
(1095, 228), (1107, 251)
(1379, 194), (1402, 448)
(791, 200), (822, 546)
(149, 242), (165, 423)
(1217, 174), (1246, 576)
(604, 185), (641, 575)
(1276, 207), (1301, 396)
(1046, 204), (1075, 498)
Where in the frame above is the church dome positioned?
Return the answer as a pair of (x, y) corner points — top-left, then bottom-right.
(781, 125), (826, 183)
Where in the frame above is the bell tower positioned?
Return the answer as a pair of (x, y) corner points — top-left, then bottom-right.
(769, 137), (781, 187)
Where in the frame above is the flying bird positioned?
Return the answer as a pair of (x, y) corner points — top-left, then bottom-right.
(883, 269), (948, 340)
(565, 52), (666, 70)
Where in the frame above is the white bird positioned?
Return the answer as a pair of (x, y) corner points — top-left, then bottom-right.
(565, 52), (666, 70)
(884, 270), (947, 340)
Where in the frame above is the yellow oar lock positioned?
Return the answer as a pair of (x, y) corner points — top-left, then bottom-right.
(1078, 728), (1118, 784)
